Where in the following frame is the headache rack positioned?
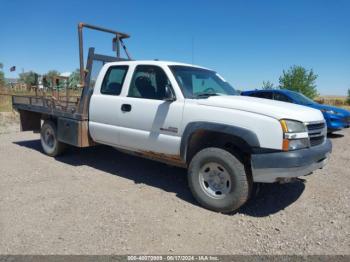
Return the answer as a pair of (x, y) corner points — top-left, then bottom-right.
(12, 23), (132, 146)
(77, 23), (132, 116)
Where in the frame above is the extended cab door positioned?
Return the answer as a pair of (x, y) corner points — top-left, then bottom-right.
(89, 65), (130, 146)
(116, 65), (184, 155)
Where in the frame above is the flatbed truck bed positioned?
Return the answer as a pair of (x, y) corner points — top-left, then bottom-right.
(12, 95), (92, 148)
(12, 23), (131, 148)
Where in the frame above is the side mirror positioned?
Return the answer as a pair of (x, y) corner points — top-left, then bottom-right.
(164, 84), (176, 102)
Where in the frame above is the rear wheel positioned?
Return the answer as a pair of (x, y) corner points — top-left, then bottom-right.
(40, 120), (66, 156)
(188, 147), (251, 213)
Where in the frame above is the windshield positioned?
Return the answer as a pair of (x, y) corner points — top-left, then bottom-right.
(169, 65), (237, 98)
(286, 91), (315, 105)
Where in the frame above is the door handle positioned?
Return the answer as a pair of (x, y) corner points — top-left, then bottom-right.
(121, 104), (132, 112)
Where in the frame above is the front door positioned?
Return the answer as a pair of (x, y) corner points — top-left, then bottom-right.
(117, 65), (184, 155)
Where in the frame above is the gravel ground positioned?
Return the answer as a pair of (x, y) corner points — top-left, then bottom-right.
(0, 121), (349, 255)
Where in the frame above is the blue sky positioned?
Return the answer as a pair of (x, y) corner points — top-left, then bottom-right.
(0, 0), (349, 95)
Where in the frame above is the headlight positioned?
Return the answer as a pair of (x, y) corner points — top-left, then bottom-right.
(288, 138), (310, 150)
(280, 119), (307, 133)
(280, 119), (309, 151)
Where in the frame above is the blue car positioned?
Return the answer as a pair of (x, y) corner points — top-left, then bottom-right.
(241, 89), (350, 133)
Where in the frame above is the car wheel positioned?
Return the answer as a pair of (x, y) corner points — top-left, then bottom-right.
(188, 147), (251, 213)
(40, 120), (66, 157)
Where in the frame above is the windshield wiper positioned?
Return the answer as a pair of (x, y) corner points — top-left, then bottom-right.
(194, 93), (220, 99)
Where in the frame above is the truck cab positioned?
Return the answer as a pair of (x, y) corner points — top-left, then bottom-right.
(86, 60), (331, 212)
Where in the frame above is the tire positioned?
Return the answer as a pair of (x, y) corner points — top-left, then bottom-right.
(40, 120), (66, 157)
(188, 147), (251, 213)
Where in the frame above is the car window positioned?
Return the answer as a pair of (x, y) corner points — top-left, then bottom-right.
(285, 91), (315, 105)
(170, 65), (236, 98)
(128, 65), (172, 100)
(191, 74), (227, 94)
(274, 92), (292, 103)
(101, 66), (129, 95)
(250, 92), (273, 99)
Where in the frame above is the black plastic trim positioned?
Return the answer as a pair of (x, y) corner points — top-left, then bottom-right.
(180, 122), (260, 160)
(251, 139), (332, 169)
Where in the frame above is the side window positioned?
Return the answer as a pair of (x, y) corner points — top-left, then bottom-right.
(101, 66), (128, 95)
(274, 93), (292, 103)
(128, 65), (172, 100)
(250, 92), (273, 99)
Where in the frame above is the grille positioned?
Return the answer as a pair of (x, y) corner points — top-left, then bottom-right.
(310, 136), (324, 147)
(307, 122), (326, 147)
(307, 122), (325, 131)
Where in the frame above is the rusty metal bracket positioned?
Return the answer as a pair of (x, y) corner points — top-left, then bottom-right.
(78, 22), (132, 88)
(77, 22), (132, 115)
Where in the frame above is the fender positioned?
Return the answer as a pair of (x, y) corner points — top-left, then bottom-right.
(180, 121), (260, 160)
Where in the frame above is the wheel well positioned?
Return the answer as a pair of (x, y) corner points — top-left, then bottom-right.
(185, 130), (252, 165)
(41, 115), (57, 126)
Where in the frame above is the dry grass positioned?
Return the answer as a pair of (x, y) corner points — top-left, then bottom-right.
(316, 96), (350, 110)
(0, 94), (12, 112)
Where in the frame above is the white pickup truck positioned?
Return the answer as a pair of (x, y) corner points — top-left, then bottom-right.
(12, 24), (332, 213)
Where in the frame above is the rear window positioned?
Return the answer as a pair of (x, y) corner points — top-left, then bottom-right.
(101, 66), (129, 95)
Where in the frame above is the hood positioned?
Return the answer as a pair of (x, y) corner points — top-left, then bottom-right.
(309, 103), (350, 116)
(195, 95), (324, 123)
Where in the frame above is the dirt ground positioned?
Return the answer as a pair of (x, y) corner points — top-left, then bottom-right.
(0, 118), (349, 255)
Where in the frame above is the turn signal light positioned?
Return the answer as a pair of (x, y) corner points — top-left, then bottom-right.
(282, 139), (289, 151)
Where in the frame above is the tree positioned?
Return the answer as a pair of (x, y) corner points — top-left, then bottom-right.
(19, 71), (39, 87)
(68, 69), (81, 89)
(45, 70), (60, 79)
(279, 65), (318, 99)
(0, 62), (5, 87)
(43, 70), (60, 88)
(0, 71), (4, 87)
(18, 71), (37, 92)
(262, 80), (274, 90)
(347, 89), (350, 105)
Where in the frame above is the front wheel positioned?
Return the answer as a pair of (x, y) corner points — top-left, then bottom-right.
(40, 120), (66, 157)
(188, 147), (251, 213)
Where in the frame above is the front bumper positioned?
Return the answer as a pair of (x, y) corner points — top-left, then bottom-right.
(251, 139), (332, 183)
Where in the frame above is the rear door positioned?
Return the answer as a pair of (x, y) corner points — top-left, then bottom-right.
(116, 65), (184, 155)
(89, 65), (130, 146)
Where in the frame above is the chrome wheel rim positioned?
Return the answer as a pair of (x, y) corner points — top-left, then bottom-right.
(199, 162), (231, 199)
